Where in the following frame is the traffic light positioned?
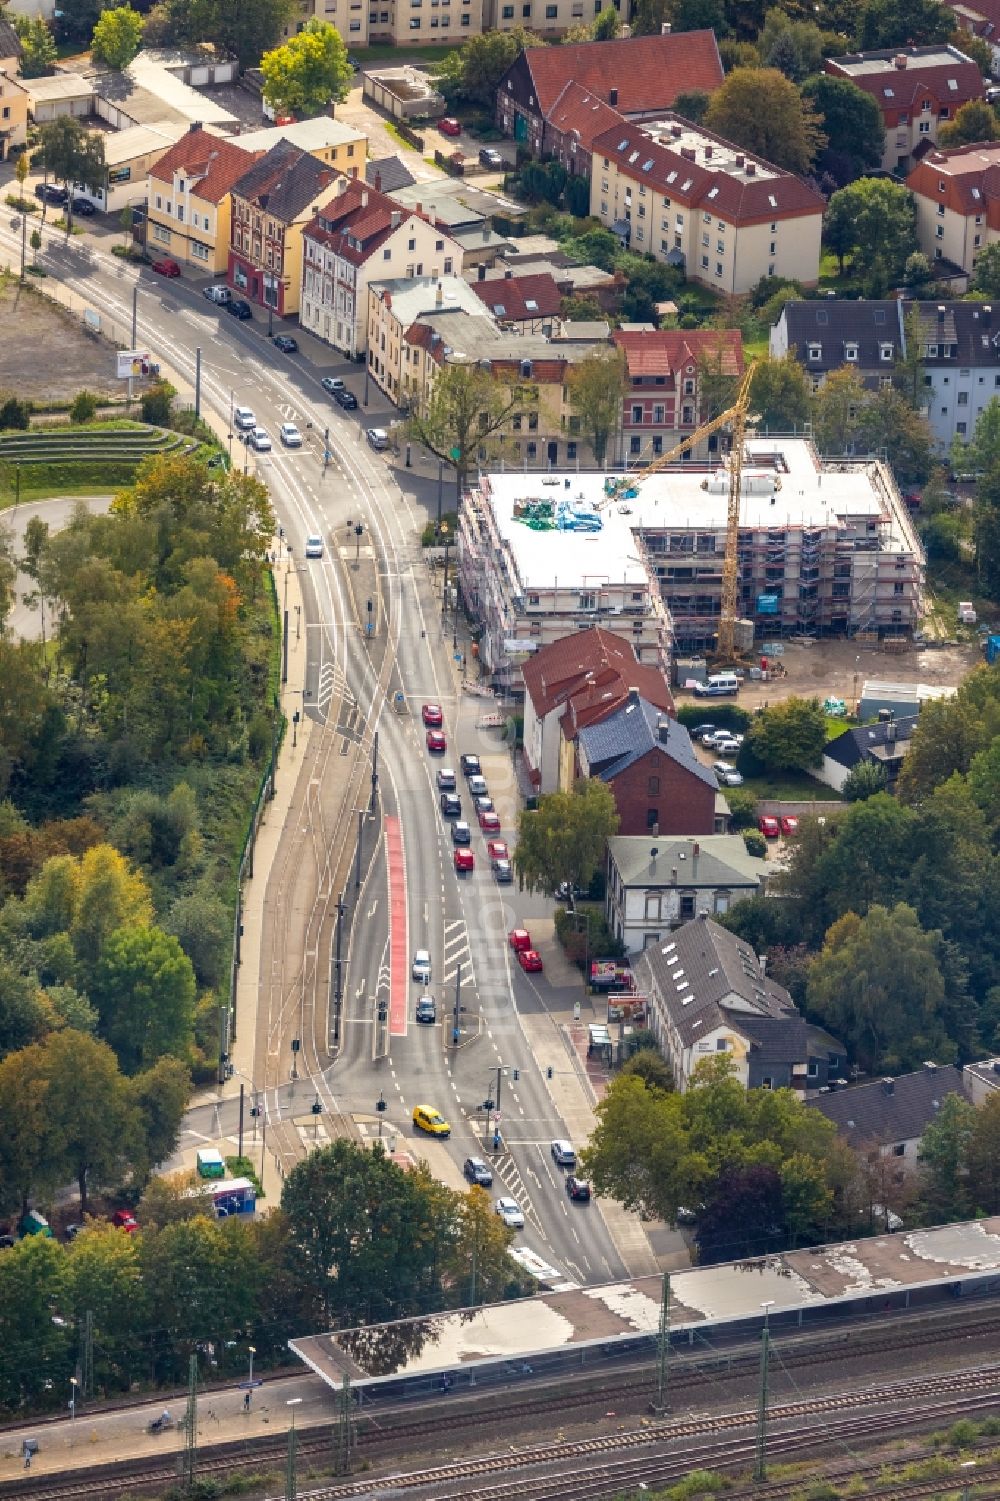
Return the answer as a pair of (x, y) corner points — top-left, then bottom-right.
(512, 1068), (519, 1082)
(546, 1066), (554, 1079)
(311, 1098), (322, 1116)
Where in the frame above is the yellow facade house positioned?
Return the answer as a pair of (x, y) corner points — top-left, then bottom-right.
(146, 123), (262, 274)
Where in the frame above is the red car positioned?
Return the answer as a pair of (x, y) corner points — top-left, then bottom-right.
(422, 703), (443, 727)
(487, 839), (509, 861)
(112, 1209), (138, 1233)
(518, 948), (543, 973)
(758, 815), (781, 839)
(426, 729), (447, 754)
(151, 258), (181, 278)
(779, 815), (799, 837)
(454, 847), (474, 873)
(509, 928), (531, 952)
(479, 809), (501, 833)
(439, 117), (462, 137)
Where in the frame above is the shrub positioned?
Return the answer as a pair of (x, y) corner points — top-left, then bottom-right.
(743, 828), (767, 857)
(140, 380), (175, 425)
(70, 389), (98, 424)
(676, 702), (751, 734)
(722, 786), (756, 830)
(0, 393), (32, 429)
(554, 904), (623, 971)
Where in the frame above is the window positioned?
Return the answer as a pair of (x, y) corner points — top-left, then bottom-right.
(461, 9), (470, 18)
(546, 3), (557, 13)
(715, 262), (723, 277)
(679, 893), (695, 919)
(154, 194), (162, 210)
(808, 343), (822, 361)
(153, 223), (171, 243)
(630, 435), (641, 454)
(191, 240), (209, 262)
(958, 390), (969, 405)
(893, 1143), (906, 1157)
(632, 404), (643, 423)
(644, 893), (661, 919)
(646, 808), (658, 830)
(522, 1), (531, 12)
(716, 240), (724, 254)
(919, 120), (931, 134)
(648, 776), (660, 795)
(443, 256), (453, 273)
(654, 405), (665, 423)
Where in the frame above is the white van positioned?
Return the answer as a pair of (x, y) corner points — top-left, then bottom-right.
(233, 406), (256, 432)
(693, 673), (740, 698)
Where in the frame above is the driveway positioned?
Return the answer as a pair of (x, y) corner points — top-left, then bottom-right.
(336, 85), (444, 183)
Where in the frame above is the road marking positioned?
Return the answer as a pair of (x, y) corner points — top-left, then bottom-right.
(386, 814), (408, 1038)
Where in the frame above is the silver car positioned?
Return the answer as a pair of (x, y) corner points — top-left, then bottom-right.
(411, 948), (431, 983)
(495, 1196), (524, 1228)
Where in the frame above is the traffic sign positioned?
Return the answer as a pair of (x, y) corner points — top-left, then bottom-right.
(450, 446), (461, 460)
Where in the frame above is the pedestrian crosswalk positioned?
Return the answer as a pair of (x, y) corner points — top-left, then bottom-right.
(442, 919), (475, 987)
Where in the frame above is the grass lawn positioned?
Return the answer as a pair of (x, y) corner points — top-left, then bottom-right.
(352, 43), (452, 62)
(740, 770), (844, 802)
(0, 478), (121, 509)
(816, 250), (864, 297)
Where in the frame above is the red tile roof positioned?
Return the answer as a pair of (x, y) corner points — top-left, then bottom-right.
(907, 141), (1000, 226)
(545, 81), (626, 153)
(304, 178), (456, 265)
(948, 0), (1000, 38)
(593, 116), (824, 225)
(522, 627), (673, 720)
(472, 272), (563, 323)
(149, 124), (261, 202)
(613, 328), (744, 380)
(521, 31), (723, 118)
(825, 46), (983, 120)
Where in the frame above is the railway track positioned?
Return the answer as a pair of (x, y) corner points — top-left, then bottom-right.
(10, 1357), (1000, 1501)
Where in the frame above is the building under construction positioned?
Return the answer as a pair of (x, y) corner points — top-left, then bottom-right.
(458, 438), (925, 673)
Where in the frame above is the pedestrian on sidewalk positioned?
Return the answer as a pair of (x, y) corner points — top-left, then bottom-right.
(244, 1391), (251, 1412)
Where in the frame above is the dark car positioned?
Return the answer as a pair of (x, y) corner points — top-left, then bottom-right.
(451, 820), (471, 846)
(463, 1156), (494, 1187)
(334, 387), (358, 409)
(228, 299), (253, 320)
(273, 334), (298, 353)
(35, 182), (67, 205)
(460, 753), (481, 778)
(479, 147), (504, 169)
(440, 792), (462, 817)
(566, 1175), (591, 1202)
(415, 994), (436, 1024)
(71, 197), (96, 216)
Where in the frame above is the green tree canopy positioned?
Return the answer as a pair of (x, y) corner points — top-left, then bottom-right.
(747, 695), (826, 770)
(515, 778), (619, 899)
(823, 178), (917, 291)
(90, 5), (144, 69)
(567, 348), (629, 465)
(971, 242), (1000, 298)
(842, 758), (888, 801)
(405, 362), (537, 496)
(855, 0), (954, 47)
(37, 117), (106, 216)
(704, 66), (826, 174)
(94, 924), (196, 1073)
(165, 0), (297, 69)
(435, 28), (545, 107)
(939, 97), (1000, 148)
(749, 354), (811, 432)
(802, 73), (884, 183)
(260, 18), (352, 116)
(12, 13), (57, 76)
(917, 1090), (977, 1222)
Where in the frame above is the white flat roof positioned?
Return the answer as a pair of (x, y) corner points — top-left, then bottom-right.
(27, 71), (92, 103)
(482, 474), (648, 591)
(233, 116), (365, 153)
(104, 120), (185, 164)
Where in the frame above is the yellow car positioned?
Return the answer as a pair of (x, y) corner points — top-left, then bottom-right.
(412, 1104), (451, 1138)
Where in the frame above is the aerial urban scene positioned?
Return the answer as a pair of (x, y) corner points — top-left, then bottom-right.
(3, 0), (1000, 1496)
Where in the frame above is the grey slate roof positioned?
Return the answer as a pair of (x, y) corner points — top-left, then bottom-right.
(634, 914), (800, 1053)
(824, 714), (919, 771)
(806, 1064), (965, 1147)
(778, 299), (904, 376)
(914, 299), (1000, 368)
(366, 156), (416, 194)
(232, 138), (335, 222)
(607, 834), (766, 891)
(579, 696), (717, 789)
(0, 17), (22, 58)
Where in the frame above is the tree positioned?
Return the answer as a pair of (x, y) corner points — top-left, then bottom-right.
(90, 5), (144, 69)
(260, 18), (352, 117)
(897, 669), (1000, 803)
(567, 347), (628, 466)
(802, 73), (884, 183)
(620, 1046), (675, 1091)
(704, 67), (826, 175)
(856, 0), (954, 47)
(958, 30), (994, 77)
(70, 390), (97, 424)
(12, 14), (57, 77)
(66, 1224), (143, 1393)
(672, 89), (711, 124)
(972, 242), (1000, 298)
(166, 0), (298, 71)
(696, 1163), (788, 1261)
(811, 365), (868, 453)
(447, 1186), (522, 1306)
(758, 11), (835, 80)
(0, 1236), (73, 1411)
(805, 904), (954, 1074)
(939, 97), (1000, 148)
(0, 1042), (56, 1215)
(94, 924), (196, 1073)
(823, 178), (917, 292)
(747, 695), (826, 771)
(582, 1073), (703, 1221)
(405, 362), (537, 499)
(965, 1094), (1000, 1214)
(29, 227), (41, 269)
(749, 355), (811, 432)
(37, 117), (106, 227)
(856, 385), (932, 485)
(129, 1055), (191, 1173)
(917, 1090), (976, 1222)
(842, 758), (888, 801)
(435, 29), (545, 108)
(955, 397), (1000, 477)
(41, 1030), (145, 1213)
(591, 5), (619, 36)
(515, 778), (619, 899)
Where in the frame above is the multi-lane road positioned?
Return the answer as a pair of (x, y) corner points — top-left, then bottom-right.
(0, 215), (631, 1288)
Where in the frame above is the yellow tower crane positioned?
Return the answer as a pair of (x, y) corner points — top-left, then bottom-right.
(603, 360), (758, 662)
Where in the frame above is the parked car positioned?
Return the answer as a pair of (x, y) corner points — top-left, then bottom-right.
(451, 820), (472, 846)
(464, 1156), (493, 1187)
(467, 774), (488, 797)
(714, 737), (743, 756)
(279, 422), (303, 447)
(566, 1175), (591, 1202)
(35, 182), (67, 204)
(304, 534), (324, 558)
(440, 791), (462, 817)
(321, 376), (345, 395)
(334, 387), (358, 409)
(551, 1140), (576, 1167)
(71, 197), (96, 216)
(487, 839), (509, 861)
(204, 284), (232, 304)
(479, 147), (504, 168)
(439, 116), (462, 137)
(273, 334), (298, 353)
(713, 761), (743, 786)
(112, 1209), (138, 1233)
(437, 767), (457, 791)
(413, 1104), (450, 1137)
(509, 928), (532, 952)
(151, 258), (181, 278)
(780, 815), (800, 837)
(422, 702), (443, 726)
(228, 299), (253, 320)
(366, 427), (389, 451)
(758, 815), (781, 839)
(426, 729), (447, 754)
(412, 949), (431, 983)
(479, 810), (501, 834)
(495, 1196), (524, 1228)
(518, 948), (543, 973)
(454, 847), (474, 873)
(415, 994), (436, 1024)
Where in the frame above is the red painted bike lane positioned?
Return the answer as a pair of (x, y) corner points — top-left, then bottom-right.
(385, 815), (408, 1037)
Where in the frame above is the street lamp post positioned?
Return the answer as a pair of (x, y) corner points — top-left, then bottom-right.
(753, 1300), (775, 1484)
(285, 1397), (303, 1501)
(438, 522), (451, 617)
(377, 1089), (386, 1139)
(69, 1376), (78, 1420)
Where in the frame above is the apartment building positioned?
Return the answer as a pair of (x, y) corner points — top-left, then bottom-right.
(232, 117), (366, 176)
(286, 0), (480, 47)
(590, 115), (824, 294)
(825, 45), (983, 174)
(770, 300), (906, 393)
(301, 180), (463, 357)
(367, 276), (494, 403)
(907, 140), (1000, 277)
(613, 328), (744, 463)
(229, 140), (337, 318)
(0, 19), (27, 159)
(496, 32), (723, 153)
(146, 124), (261, 275)
(913, 299), (1000, 450)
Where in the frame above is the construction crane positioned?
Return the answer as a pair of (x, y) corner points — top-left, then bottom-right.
(603, 360), (758, 662)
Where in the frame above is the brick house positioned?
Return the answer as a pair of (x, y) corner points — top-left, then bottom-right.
(825, 45), (983, 175)
(613, 327), (743, 464)
(495, 31), (723, 159)
(228, 139), (337, 319)
(576, 694), (717, 837)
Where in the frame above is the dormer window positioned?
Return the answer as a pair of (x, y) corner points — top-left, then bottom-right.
(880, 342), (894, 361)
(844, 342), (858, 361)
(808, 343), (822, 360)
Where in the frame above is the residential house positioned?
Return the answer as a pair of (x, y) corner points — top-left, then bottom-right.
(480, 253), (621, 313)
(88, 122), (187, 213)
(605, 834), (767, 954)
(907, 140), (1000, 279)
(945, 0), (1000, 71)
(366, 275), (496, 403)
(146, 124), (261, 276)
(962, 1055), (1000, 1104)
(496, 33), (724, 155)
(301, 180), (463, 358)
(229, 140), (338, 318)
(912, 298), (1000, 448)
(542, 81), (629, 179)
(632, 913), (844, 1092)
(471, 271), (564, 333)
(614, 328), (744, 463)
(770, 300), (905, 394)
(521, 627), (674, 794)
(590, 114), (825, 294)
(825, 46), (983, 174)
(807, 1063), (965, 1170)
(576, 695), (718, 837)
(0, 18), (27, 159)
(366, 156), (417, 194)
(816, 713), (920, 792)
(229, 117), (367, 176)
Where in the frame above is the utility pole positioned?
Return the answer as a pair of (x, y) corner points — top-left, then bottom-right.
(354, 808), (364, 891)
(81, 1310), (94, 1400)
(753, 1302), (774, 1485)
(179, 1353), (198, 1493)
(332, 892), (345, 1044)
(370, 730), (379, 815)
(285, 1398), (302, 1501)
(452, 965), (462, 1048)
(334, 1373), (353, 1475)
(654, 1273), (670, 1416)
(194, 347), (202, 418)
(238, 1083), (245, 1160)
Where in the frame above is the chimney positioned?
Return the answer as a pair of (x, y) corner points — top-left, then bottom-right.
(482, 223), (490, 241)
(735, 153), (744, 167)
(692, 842), (699, 858)
(416, 201), (423, 215)
(660, 19), (671, 31)
(923, 1060), (938, 1072)
(671, 123), (682, 138)
(192, 121), (203, 132)
(478, 262), (486, 281)
(627, 685), (640, 704)
(745, 162), (756, 176)
(391, 209), (401, 229)
(681, 146), (696, 161)
(704, 145), (713, 160)
(985, 304), (993, 325)
(505, 268), (513, 278)
(670, 866), (677, 885)
(938, 304), (946, 322)
(881, 1077), (895, 1095)
(609, 87), (618, 106)
(436, 281), (443, 305)
(650, 846), (658, 864)
(361, 190), (369, 208)
(894, 52), (908, 68)
(657, 716), (669, 743)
